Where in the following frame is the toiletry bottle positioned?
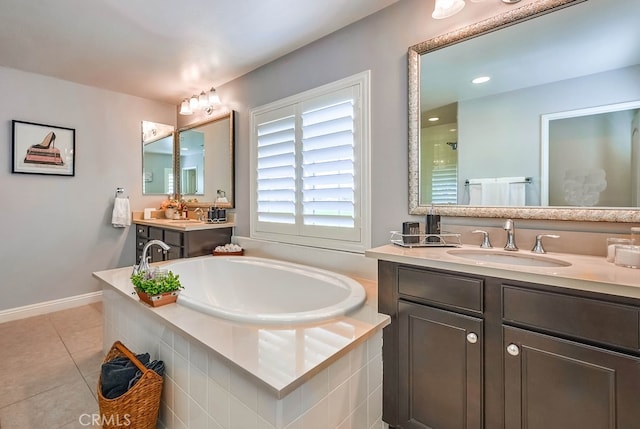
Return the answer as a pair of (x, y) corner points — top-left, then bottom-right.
(426, 204), (441, 243)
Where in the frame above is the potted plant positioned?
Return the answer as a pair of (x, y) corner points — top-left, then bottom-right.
(130, 269), (183, 307)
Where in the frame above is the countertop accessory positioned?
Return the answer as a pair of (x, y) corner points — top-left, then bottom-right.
(390, 231), (461, 248)
(531, 234), (560, 254)
(472, 230), (492, 248)
(402, 222), (420, 244)
(606, 238), (633, 262)
(213, 243), (244, 256)
(614, 245), (640, 269)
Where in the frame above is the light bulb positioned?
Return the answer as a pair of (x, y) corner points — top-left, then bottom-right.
(179, 99), (192, 115)
(208, 88), (221, 106)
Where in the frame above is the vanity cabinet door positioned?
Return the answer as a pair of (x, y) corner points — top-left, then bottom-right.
(504, 326), (640, 429)
(398, 300), (483, 429)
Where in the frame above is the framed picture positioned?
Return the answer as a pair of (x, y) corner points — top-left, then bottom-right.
(12, 120), (75, 176)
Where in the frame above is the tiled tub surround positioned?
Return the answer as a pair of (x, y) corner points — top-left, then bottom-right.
(95, 263), (389, 429)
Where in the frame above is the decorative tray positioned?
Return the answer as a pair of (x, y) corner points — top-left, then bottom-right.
(390, 231), (462, 248)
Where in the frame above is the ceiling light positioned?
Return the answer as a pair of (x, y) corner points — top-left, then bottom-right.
(428, 117), (440, 122)
(472, 76), (491, 84)
(179, 87), (223, 115)
(179, 99), (192, 115)
(432, 0), (466, 19)
(208, 88), (221, 106)
(189, 95), (199, 110)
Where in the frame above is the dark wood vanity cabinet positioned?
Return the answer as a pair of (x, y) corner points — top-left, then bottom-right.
(378, 260), (640, 429)
(135, 224), (232, 264)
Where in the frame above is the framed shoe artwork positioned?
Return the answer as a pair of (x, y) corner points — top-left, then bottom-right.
(12, 120), (75, 176)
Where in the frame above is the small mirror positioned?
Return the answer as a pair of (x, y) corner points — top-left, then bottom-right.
(177, 111), (235, 207)
(142, 121), (175, 195)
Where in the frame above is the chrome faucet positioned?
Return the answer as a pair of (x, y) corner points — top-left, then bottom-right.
(503, 219), (518, 251)
(531, 234), (560, 254)
(133, 239), (171, 275)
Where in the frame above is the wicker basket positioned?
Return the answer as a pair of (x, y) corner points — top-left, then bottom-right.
(97, 341), (163, 429)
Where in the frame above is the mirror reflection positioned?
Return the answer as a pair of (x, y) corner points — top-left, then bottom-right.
(412, 0), (640, 213)
(177, 111), (234, 207)
(141, 121), (175, 195)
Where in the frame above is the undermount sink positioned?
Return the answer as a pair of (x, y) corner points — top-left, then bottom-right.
(447, 249), (572, 268)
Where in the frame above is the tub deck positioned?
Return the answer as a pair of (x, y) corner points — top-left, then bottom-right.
(93, 258), (389, 398)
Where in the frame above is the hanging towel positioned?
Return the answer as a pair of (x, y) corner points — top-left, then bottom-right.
(497, 177), (527, 206)
(482, 180), (509, 205)
(468, 177), (527, 206)
(112, 197), (131, 227)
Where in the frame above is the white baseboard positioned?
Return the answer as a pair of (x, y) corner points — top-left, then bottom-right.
(0, 291), (103, 324)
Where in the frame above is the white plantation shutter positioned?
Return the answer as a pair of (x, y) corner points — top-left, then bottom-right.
(255, 106), (297, 233)
(251, 72), (370, 252)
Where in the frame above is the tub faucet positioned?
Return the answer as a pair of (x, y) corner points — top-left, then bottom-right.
(503, 219), (518, 251)
(133, 240), (171, 275)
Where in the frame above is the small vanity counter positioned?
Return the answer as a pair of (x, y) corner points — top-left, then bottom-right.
(133, 217), (234, 263)
(366, 244), (640, 299)
(133, 218), (235, 232)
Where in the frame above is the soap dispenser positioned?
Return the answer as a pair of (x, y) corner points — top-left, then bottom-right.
(426, 204), (441, 242)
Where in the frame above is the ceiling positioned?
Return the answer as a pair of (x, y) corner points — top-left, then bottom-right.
(0, 0), (398, 105)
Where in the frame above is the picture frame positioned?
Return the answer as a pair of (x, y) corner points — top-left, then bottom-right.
(12, 120), (75, 176)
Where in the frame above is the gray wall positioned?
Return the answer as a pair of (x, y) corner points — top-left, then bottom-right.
(179, 0), (517, 246)
(1, 66), (175, 312)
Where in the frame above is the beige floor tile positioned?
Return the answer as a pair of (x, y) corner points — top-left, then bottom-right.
(70, 346), (104, 378)
(59, 325), (103, 355)
(0, 379), (98, 429)
(49, 305), (103, 336)
(0, 349), (83, 409)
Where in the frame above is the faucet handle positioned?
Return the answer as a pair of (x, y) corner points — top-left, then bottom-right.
(531, 234), (560, 254)
(472, 230), (492, 248)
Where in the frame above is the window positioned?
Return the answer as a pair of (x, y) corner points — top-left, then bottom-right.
(250, 71), (370, 253)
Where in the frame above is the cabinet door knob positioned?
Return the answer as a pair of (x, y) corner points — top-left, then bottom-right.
(466, 333), (478, 344)
(507, 344), (520, 356)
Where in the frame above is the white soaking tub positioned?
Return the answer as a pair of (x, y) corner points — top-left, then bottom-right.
(163, 256), (367, 324)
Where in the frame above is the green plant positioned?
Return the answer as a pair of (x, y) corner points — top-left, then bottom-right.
(131, 270), (183, 295)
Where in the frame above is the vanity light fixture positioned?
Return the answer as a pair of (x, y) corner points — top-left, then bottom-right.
(472, 76), (491, 84)
(179, 87), (222, 115)
(434, 0), (521, 19)
(432, 0), (466, 19)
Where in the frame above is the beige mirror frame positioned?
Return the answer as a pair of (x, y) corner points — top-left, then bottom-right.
(408, 0), (640, 222)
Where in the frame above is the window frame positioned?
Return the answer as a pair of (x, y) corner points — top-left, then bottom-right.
(250, 71), (371, 253)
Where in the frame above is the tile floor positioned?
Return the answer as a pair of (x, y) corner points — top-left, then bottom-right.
(0, 303), (104, 429)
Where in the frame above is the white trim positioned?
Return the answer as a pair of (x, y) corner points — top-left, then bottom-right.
(0, 291), (102, 324)
(250, 70), (371, 253)
(540, 100), (640, 205)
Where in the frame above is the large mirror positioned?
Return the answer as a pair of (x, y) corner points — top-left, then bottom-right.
(142, 121), (175, 195)
(177, 111), (235, 207)
(409, 0), (640, 222)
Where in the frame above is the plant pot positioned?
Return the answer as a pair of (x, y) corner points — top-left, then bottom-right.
(135, 289), (180, 307)
(164, 208), (176, 219)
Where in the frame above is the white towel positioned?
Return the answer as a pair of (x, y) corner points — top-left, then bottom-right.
(112, 197), (131, 228)
(468, 177), (527, 206)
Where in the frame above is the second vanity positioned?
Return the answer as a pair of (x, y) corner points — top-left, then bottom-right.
(133, 216), (234, 264)
(366, 244), (640, 429)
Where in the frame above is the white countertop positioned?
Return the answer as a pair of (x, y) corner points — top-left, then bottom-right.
(93, 260), (389, 398)
(134, 218), (235, 232)
(366, 244), (640, 300)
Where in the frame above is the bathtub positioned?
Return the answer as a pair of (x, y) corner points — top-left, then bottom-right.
(163, 256), (366, 324)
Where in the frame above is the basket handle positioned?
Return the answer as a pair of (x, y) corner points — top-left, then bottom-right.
(113, 341), (150, 374)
